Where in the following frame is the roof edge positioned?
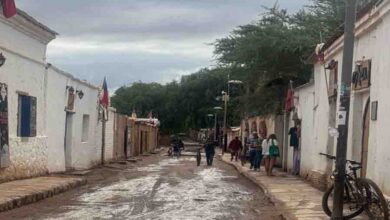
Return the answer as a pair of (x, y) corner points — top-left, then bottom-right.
(16, 9), (58, 36)
(47, 63), (100, 90)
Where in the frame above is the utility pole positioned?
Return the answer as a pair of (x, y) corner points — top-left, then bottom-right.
(332, 0), (356, 219)
(223, 74), (230, 153)
(101, 108), (106, 164)
(223, 92), (228, 153)
(214, 113), (218, 141)
(213, 106), (222, 142)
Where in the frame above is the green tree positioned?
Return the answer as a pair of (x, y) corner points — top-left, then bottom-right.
(112, 0), (352, 133)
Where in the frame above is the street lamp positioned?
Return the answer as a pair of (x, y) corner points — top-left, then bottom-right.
(228, 80), (244, 85)
(206, 113), (214, 129)
(213, 106), (222, 142)
(222, 78), (243, 153)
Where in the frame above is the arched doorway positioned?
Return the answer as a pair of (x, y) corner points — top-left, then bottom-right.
(251, 121), (257, 134)
(361, 98), (370, 177)
(258, 120), (267, 139)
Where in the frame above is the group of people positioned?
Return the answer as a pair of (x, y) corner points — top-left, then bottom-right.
(228, 133), (280, 176)
(172, 127), (292, 177)
(201, 131), (280, 175)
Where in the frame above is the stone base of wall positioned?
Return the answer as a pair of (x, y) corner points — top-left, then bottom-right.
(302, 170), (328, 191)
(0, 137), (48, 183)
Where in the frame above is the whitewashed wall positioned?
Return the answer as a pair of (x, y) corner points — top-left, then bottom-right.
(0, 50), (48, 181)
(293, 63), (333, 176)
(291, 83), (317, 174)
(0, 11), (57, 181)
(46, 66), (101, 171)
(104, 108), (115, 162)
(350, 3), (390, 194)
(297, 1), (390, 194)
(0, 16), (48, 63)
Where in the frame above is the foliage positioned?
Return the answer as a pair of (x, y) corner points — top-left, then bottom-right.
(213, 0), (346, 116)
(111, 68), (233, 134)
(112, 0), (348, 133)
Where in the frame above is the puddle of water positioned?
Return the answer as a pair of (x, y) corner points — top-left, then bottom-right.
(42, 158), (257, 220)
(136, 157), (194, 172)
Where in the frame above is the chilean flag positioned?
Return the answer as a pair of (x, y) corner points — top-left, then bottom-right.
(285, 89), (294, 112)
(2, 0), (17, 18)
(100, 77), (109, 108)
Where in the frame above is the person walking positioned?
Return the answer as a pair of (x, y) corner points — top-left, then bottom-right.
(240, 134), (249, 166)
(228, 136), (242, 161)
(289, 121), (300, 175)
(248, 132), (261, 170)
(204, 137), (217, 166)
(262, 134), (280, 176)
(254, 135), (263, 171)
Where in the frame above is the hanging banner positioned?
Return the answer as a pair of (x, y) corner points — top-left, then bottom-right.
(0, 83), (10, 168)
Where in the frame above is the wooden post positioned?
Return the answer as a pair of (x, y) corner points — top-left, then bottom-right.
(101, 108), (106, 164)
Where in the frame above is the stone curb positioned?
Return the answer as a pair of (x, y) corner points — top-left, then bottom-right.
(0, 177), (87, 212)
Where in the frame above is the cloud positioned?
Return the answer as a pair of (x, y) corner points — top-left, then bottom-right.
(47, 38), (213, 60)
(17, 0), (309, 89)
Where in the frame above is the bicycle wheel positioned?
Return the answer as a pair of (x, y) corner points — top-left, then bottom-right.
(357, 178), (389, 220)
(322, 184), (365, 219)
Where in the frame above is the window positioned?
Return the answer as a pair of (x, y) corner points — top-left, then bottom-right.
(17, 95), (37, 137)
(82, 114), (90, 142)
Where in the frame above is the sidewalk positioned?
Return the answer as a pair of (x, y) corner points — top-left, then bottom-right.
(220, 154), (367, 220)
(0, 176), (86, 212)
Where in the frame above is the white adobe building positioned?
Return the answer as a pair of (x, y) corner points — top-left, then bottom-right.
(0, 9), (57, 181)
(293, 0), (390, 195)
(0, 9), (103, 182)
(45, 65), (102, 172)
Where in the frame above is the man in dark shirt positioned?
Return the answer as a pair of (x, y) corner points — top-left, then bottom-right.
(289, 121), (301, 175)
(204, 138), (217, 166)
(228, 136), (242, 161)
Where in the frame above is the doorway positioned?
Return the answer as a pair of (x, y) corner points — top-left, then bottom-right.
(124, 126), (128, 157)
(64, 112), (74, 170)
(361, 99), (370, 177)
(140, 131), (144, 155)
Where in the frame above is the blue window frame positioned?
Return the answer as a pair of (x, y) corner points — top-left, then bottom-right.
(17, 95), (37, 137)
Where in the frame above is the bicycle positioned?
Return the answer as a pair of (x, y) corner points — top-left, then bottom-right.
(320, 153), (389, 219)
(172, 148), (181, 158)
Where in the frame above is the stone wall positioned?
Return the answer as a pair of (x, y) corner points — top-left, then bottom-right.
(0, 137), (48, 183)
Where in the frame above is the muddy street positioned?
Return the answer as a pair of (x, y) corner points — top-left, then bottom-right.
(0, 154), (282, 220)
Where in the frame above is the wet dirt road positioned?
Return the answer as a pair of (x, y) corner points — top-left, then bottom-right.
(0, 155), (283, 220)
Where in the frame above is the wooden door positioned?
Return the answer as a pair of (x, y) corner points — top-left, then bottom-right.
(64, 112), (74, 170)
(0, 83), (10, 168)
(361, 99), (370, 177)
(124, 126), (128, 157)
(140, 131), (144, 155)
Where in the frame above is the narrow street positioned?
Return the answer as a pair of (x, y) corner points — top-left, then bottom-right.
(0, 153), (283, 220)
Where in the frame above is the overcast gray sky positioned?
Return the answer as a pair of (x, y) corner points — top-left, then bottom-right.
(18, 0), (309, 89)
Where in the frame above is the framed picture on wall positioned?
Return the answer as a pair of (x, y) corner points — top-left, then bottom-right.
(371, 101), (378, 121)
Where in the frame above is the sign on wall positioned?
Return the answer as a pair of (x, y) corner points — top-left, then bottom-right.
(0, 83), (10, 168)
(352, 60), (371, 91)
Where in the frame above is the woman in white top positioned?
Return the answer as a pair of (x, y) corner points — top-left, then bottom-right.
(262, 134), (278, 176)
